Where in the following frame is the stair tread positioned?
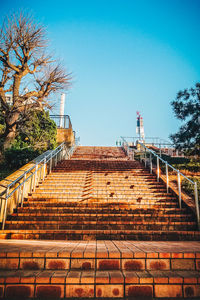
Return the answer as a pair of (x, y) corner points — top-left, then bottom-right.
(0, 240), (200, 256)
(0, 269), (199, 279)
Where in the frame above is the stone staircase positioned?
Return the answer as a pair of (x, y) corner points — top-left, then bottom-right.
(1, 146), (199, 241)
(0, 146), (200, 299)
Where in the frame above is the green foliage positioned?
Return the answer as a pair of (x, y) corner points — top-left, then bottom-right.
(182, 177), (200, 198)
(0, 108), (5, 135)
(161, 154), (190, 165)
(0, 162), (15, 180)
(3, 110), (57, 169)
(14, 110), (57, 152)
(158, 155), (199, 173)
(172, 161), (200, 173)
(170, 83), (200, 155)
(4, 148), (40, 169)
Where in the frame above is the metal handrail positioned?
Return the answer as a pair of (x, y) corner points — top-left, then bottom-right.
(120, 136), (184, 157)
(138, 141), (200, 229)
(0, 142), (76, 230)
(121, 136), (173, 146)
(121, 138), (199, 229)
(139, 143), (194, 184)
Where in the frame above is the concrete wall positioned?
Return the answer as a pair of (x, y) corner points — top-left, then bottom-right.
(57, 128), (75, 146)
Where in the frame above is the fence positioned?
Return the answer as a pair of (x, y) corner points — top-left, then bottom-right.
(0, 142), (76, 230)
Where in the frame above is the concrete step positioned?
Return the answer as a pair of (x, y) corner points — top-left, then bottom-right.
(0, 240), (199, 271)
(17, 207), (188, 213)
(1, 269), (198, 299)
(47, 175), (159, 180)
(5, 221), (196, 231)
(9, 213), (193, 222)
(37, 186), (168, 193)
(34, 190), (172, 198)
(25, 203), (179, 209)
(1, 269), (199, 299)
(24, 203), (178, 213)
(1, 229), (200, 241)
(26, 194), (178, 201)
(0, 240), (200, 298)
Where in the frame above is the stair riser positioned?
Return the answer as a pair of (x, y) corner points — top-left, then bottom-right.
(9, 216), (193, 222)
(29, 195), (176, 200)
(0, 256), (199, 271)
(1, 281), (200, 299)
(1, 231), (200, 241)
(17, 207), (187, 213)
(38, 189), (168, 194)
(5, 224), (196, 231)
(22, 203), (179, 209)
(44, 181), (165, 187)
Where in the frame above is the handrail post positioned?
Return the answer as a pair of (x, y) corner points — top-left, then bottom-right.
(39, 163), (42, 182)
(34, 164), (38, 192)
(194, 182), (200, 230)
(166, 163), (169, 193)
(17, 184), (21, 206)
(50, 153), (53, 173)
(65, 145), (67, 160)
(62, 146), (64, 160)
(55, 152), (57, 166)
(30, 172), (34, 193)
(21, 174), (26, 207)
(144, 150), (147, 168)
(150, 153), (152, 174)
(58, 149), (60, 162)
(157, 157), (160, 182)
(177, 170), (182, 208)
(64, 116), (66, 128)
(43, 158), (46, 181)
(132, 150), (134, 160)
(2, 186), (10, 230)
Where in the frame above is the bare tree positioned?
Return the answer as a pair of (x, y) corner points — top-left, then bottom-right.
(0, 13), (70, 150)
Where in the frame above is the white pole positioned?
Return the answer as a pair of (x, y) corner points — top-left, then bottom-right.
(60, 93), (65, 128)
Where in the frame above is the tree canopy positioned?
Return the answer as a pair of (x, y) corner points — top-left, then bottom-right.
(12, 110), (57, 151)
(4, 110), (57, 169)
(0, 12), (70, 149)
(170, 82), (200, 155)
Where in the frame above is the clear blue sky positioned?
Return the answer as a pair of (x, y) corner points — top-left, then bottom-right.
(1, 0), (200, 145)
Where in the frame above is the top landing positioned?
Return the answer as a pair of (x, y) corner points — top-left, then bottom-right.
(71, 146), (127, 160)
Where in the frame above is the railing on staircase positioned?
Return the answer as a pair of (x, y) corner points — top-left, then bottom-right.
(0, 142), (76, 230)
(50, 115), (72, 129)
(121, 139), (200, 229)
(120, 136), (184, 157)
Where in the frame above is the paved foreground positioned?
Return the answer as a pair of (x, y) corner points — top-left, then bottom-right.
(0, 240), (200, 299)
